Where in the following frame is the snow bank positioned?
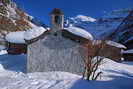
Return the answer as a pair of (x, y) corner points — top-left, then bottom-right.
(122, 49), (133, 54)
(0, 64), (4, 71)
(99, 58), (133, 80)
(0, 54), (133, 89)
(71, 15), (96, 22)
(24, 26), (47, 40)
(0, 50), (7, 55)
(106, 41), (126, 49)
(66, 26), (93, 40)
(5, 31), (26, 44)
(28, 71), (81, 80)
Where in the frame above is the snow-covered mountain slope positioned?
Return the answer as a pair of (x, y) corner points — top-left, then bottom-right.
(0, 0), (47, 38)
(70, 15), (96, 22)
(0, 0), (48, 50)
(108, 10), (133, 47)
(0, 0), (32, 32)
(0, 52), (132, 89)
(66, 10), (130, 40)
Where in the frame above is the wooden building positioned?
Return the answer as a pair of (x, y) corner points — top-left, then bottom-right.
(93, 40), (126, 62)
(7, 42), (27, 54)
(122, 49), (133, 61)
(5, 31), (27, 54)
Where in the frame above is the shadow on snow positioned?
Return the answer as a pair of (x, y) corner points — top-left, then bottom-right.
(0, 54), (26, 73)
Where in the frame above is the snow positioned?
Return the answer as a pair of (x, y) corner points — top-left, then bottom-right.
(68, 17), (121, 39)
(92, 40), (127, 49)
(67, 9), (129, 40)
(104, 9), (129, 19)
(25, 13), (34, 20)
(6, 4), (17, 19)
(0, 53), (26, 72)
(5, 26), (47, 43)
(0, 45), (6, 50)
(66, 26), (93, 40)
(0, 64), (5, 71)
(99, 58), (133, 80)
(122, 49), (133, 54)
(0, 50), (7, 55)
(0, 51), (132, 89)
(5, 31), (26, 44)
(0, 2), (3, 6)
(106, 40), (127, 49)
(24, 26), (47, 40)
(71, 15), (96, 22)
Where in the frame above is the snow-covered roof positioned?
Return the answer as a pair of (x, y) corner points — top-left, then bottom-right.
(24, 26), (47, 40)
(5, 26), (47, 43)
(122, 49), (133, 54)
(5, 31), (26, 44)
(66, 26), (93, 40)
(106, 41), (127, 49)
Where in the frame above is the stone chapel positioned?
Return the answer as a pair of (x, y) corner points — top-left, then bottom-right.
(26, 8), (93, 74)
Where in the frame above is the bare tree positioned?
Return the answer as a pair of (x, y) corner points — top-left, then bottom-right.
(80, 40), (106, 80)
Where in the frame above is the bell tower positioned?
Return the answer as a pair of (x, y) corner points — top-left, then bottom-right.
(50, 8), (64, 32)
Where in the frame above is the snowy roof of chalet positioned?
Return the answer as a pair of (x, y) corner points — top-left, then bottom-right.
(92, 40), (126, 49)
(5, 26), (47, 44)
(122, 49), (133, 54)
(106, 41), (127, 49)
(5, 31), (26, 44)
(65, 26), (93, 40)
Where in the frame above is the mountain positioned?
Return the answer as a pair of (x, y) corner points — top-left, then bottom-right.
(109, 10), (133, 49)
(0, 0), (47, 50)
(66, 9), (133, 50)
(0, 0), (48, 36)
(0, 0), (32, 32)
(66, 9), (130, 40)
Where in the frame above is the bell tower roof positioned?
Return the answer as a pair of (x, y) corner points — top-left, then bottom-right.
(50, 8), (64, 15)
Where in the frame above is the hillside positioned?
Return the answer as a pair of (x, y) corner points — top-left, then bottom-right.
(0, 0), (48, 50)
(109, 10), (133, 49)
(0, 0), (33, 32)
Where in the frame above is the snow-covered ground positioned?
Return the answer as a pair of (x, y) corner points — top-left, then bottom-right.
(0, 51), (132, 89)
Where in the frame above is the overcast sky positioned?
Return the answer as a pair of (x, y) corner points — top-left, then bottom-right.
(14, 0), (133, 25)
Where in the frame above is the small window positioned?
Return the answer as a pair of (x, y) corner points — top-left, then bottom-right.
(55, 16), (60, 24)
(54, 32), (58, 36)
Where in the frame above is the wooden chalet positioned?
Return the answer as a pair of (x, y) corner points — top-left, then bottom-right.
(122, 49), (133, 61)
(5, 31), (27, 54)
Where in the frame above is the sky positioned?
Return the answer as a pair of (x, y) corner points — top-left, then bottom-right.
(13, 0), (133, 25)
